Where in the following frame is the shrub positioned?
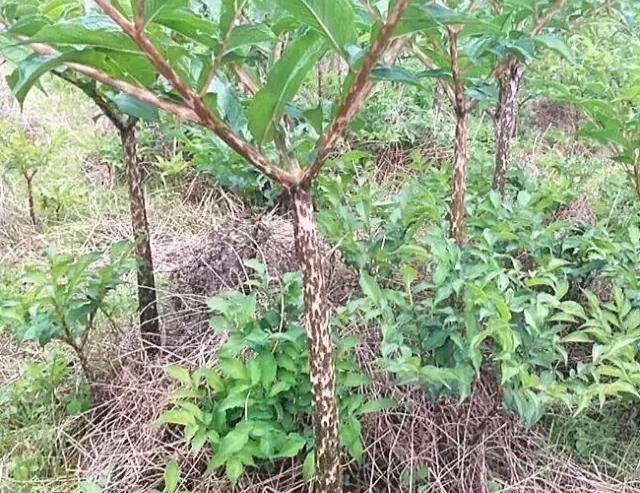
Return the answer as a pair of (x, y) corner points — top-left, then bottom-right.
(160, 265), (390, 486)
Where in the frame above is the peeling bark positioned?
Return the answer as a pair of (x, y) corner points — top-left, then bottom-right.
(119, 125), (160, 347)
(291, 187), (341, 493)
(492, 61), (524, 196)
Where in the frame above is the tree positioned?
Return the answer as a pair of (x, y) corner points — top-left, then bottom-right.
(479, 0), (610, 195)
(490, 0), (570, 195)
(406, 0), (598, 242)
(0, 1), (412, 490)
(60, 74), (161, 347)
(0, 4), (161, 345)
(0, 124), (47, 226)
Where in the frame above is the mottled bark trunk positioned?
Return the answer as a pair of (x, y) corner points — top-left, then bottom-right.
(0, 175), (5, 227)
(291, 186), (341, 493)
(119, 125), (160, 347)
(450, 109), (468, 245)
(447, 28), (468, 246)
(25, 172), (37, 226)
(492, 62), (524, 196)
(632, 151), (640, 199)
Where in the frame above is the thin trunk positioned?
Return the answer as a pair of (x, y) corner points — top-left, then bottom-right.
(0, 175), (4, 227)
(633, 154), (640, 199)
(25, 172), (37, 226)
(447, 28), (468, 245)
(291, 186), (341, 493)
(492, 61), (524, 195)
(119, 125), (160, 347)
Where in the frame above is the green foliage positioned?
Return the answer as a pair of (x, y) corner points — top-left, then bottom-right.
(0, 122), (49, 177)
(0, 352), (89, 488)
(0, 242), (136, 377)
(39, 180), (85, 221)
(159, 266), (388, 486)
(176, 125), (279, 204)
(532, 9), (640, 197)
(319, 151), (640, 425)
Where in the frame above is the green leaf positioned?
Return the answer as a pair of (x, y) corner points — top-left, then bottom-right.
(275, 0), (356, 56)
(248, 31), (326, 144)
(8, 52), (72, 104)
(534, 34), (574, 63)
(219, 357), (248, 380)
(153, 8), (218, 48)
(302, 450), (315, 481)
(156, 409), (196, 427)
(226, 24), (277, 53)
(247, 358), (261, 386)
(357, 397), (395, 415)
(341, 373), (372, 387)
(559, 301), (586, 320)
(163, 460), (180, 493)
(220, 0), (241, 35)
(132, 0), (189, 25)
(225, 458), (244, 487)
(257, 352), (277, 389)
(277, 434), (307, 458)
(110, 93), (159, 122)
(31, 16), (140, 53)
(359, 272), (384, 305)
(164, 365), (192, 385)
(371, 66), (424, 88)
(218, 426), (250, 458)
(303, 106), (323, 134)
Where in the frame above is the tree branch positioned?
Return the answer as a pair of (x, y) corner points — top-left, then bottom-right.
(199, 0), (248, 97)
(28, 42), (200, 122)
(300, 0), (411, 186)
(134, 0), (145, 33)
(93, 0), (295, 188)
(54, 70), (131, 131)
(489, 0), (569, 84)
(411, 43), (456, 106)
(532, 0), (569, 36)
(446, 27), (465, 117)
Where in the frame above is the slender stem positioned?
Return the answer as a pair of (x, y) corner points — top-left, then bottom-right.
(134, 0), (145, 32)
(24, 171), (38, 226)
(301, 0), (411, 186)
(120, 125), (160, 345)
(291, 187), (340, 493)
(199, 0), (248, 97)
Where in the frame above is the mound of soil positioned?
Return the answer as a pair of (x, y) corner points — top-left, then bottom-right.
(553, 196), (597, 227)
(365, 134), (452, 184)
(169, 214), (296, 302)
(531, 99), (580, 135)
(167, 213), (359, 316)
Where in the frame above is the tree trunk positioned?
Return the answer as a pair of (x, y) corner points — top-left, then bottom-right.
(25, 173), (37, 226)
(492, 61), (524, 196)
(450, 109), (468, 245)
(291, 186), (341, 493)
(447, 28), (468, 245)
(0, 175), (4, 227)
(119, 125), (160, 347)
(630, 149), (640, 199)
